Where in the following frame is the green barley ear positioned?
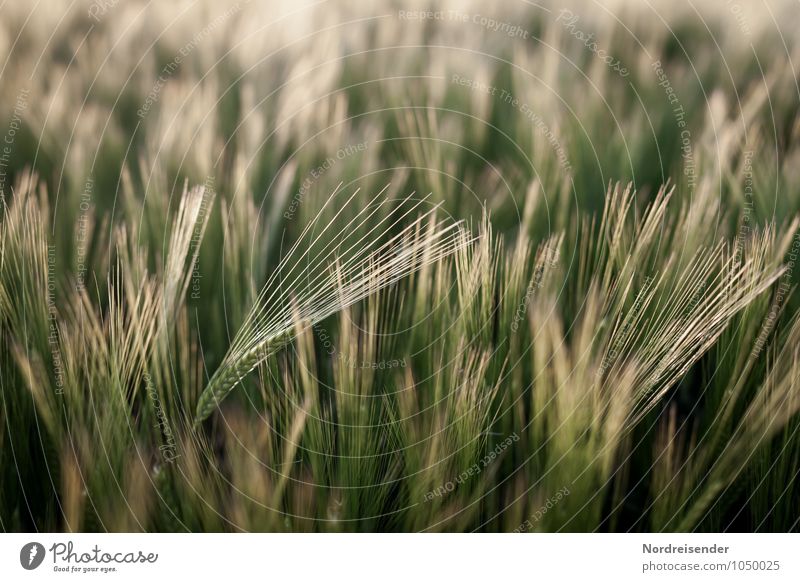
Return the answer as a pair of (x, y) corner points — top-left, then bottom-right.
(163, 181), (215, 320)
(193, 184), (474, 427)
(194, 345), (273, 427)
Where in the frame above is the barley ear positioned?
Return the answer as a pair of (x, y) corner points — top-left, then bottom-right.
(192, 187), (474, 427)
(193, 348), (261, 428)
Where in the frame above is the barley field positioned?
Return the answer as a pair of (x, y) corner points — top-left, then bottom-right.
(1, 0), (799, 532)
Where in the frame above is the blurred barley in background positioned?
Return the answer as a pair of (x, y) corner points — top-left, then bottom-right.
(1, 0), (799, 532)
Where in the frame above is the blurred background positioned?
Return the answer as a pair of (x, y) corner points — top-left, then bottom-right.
(1, 0), (799, 532)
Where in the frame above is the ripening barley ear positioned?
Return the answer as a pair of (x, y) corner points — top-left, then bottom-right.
(162, 181), (216, 321)
(193, 184), (476, 426)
